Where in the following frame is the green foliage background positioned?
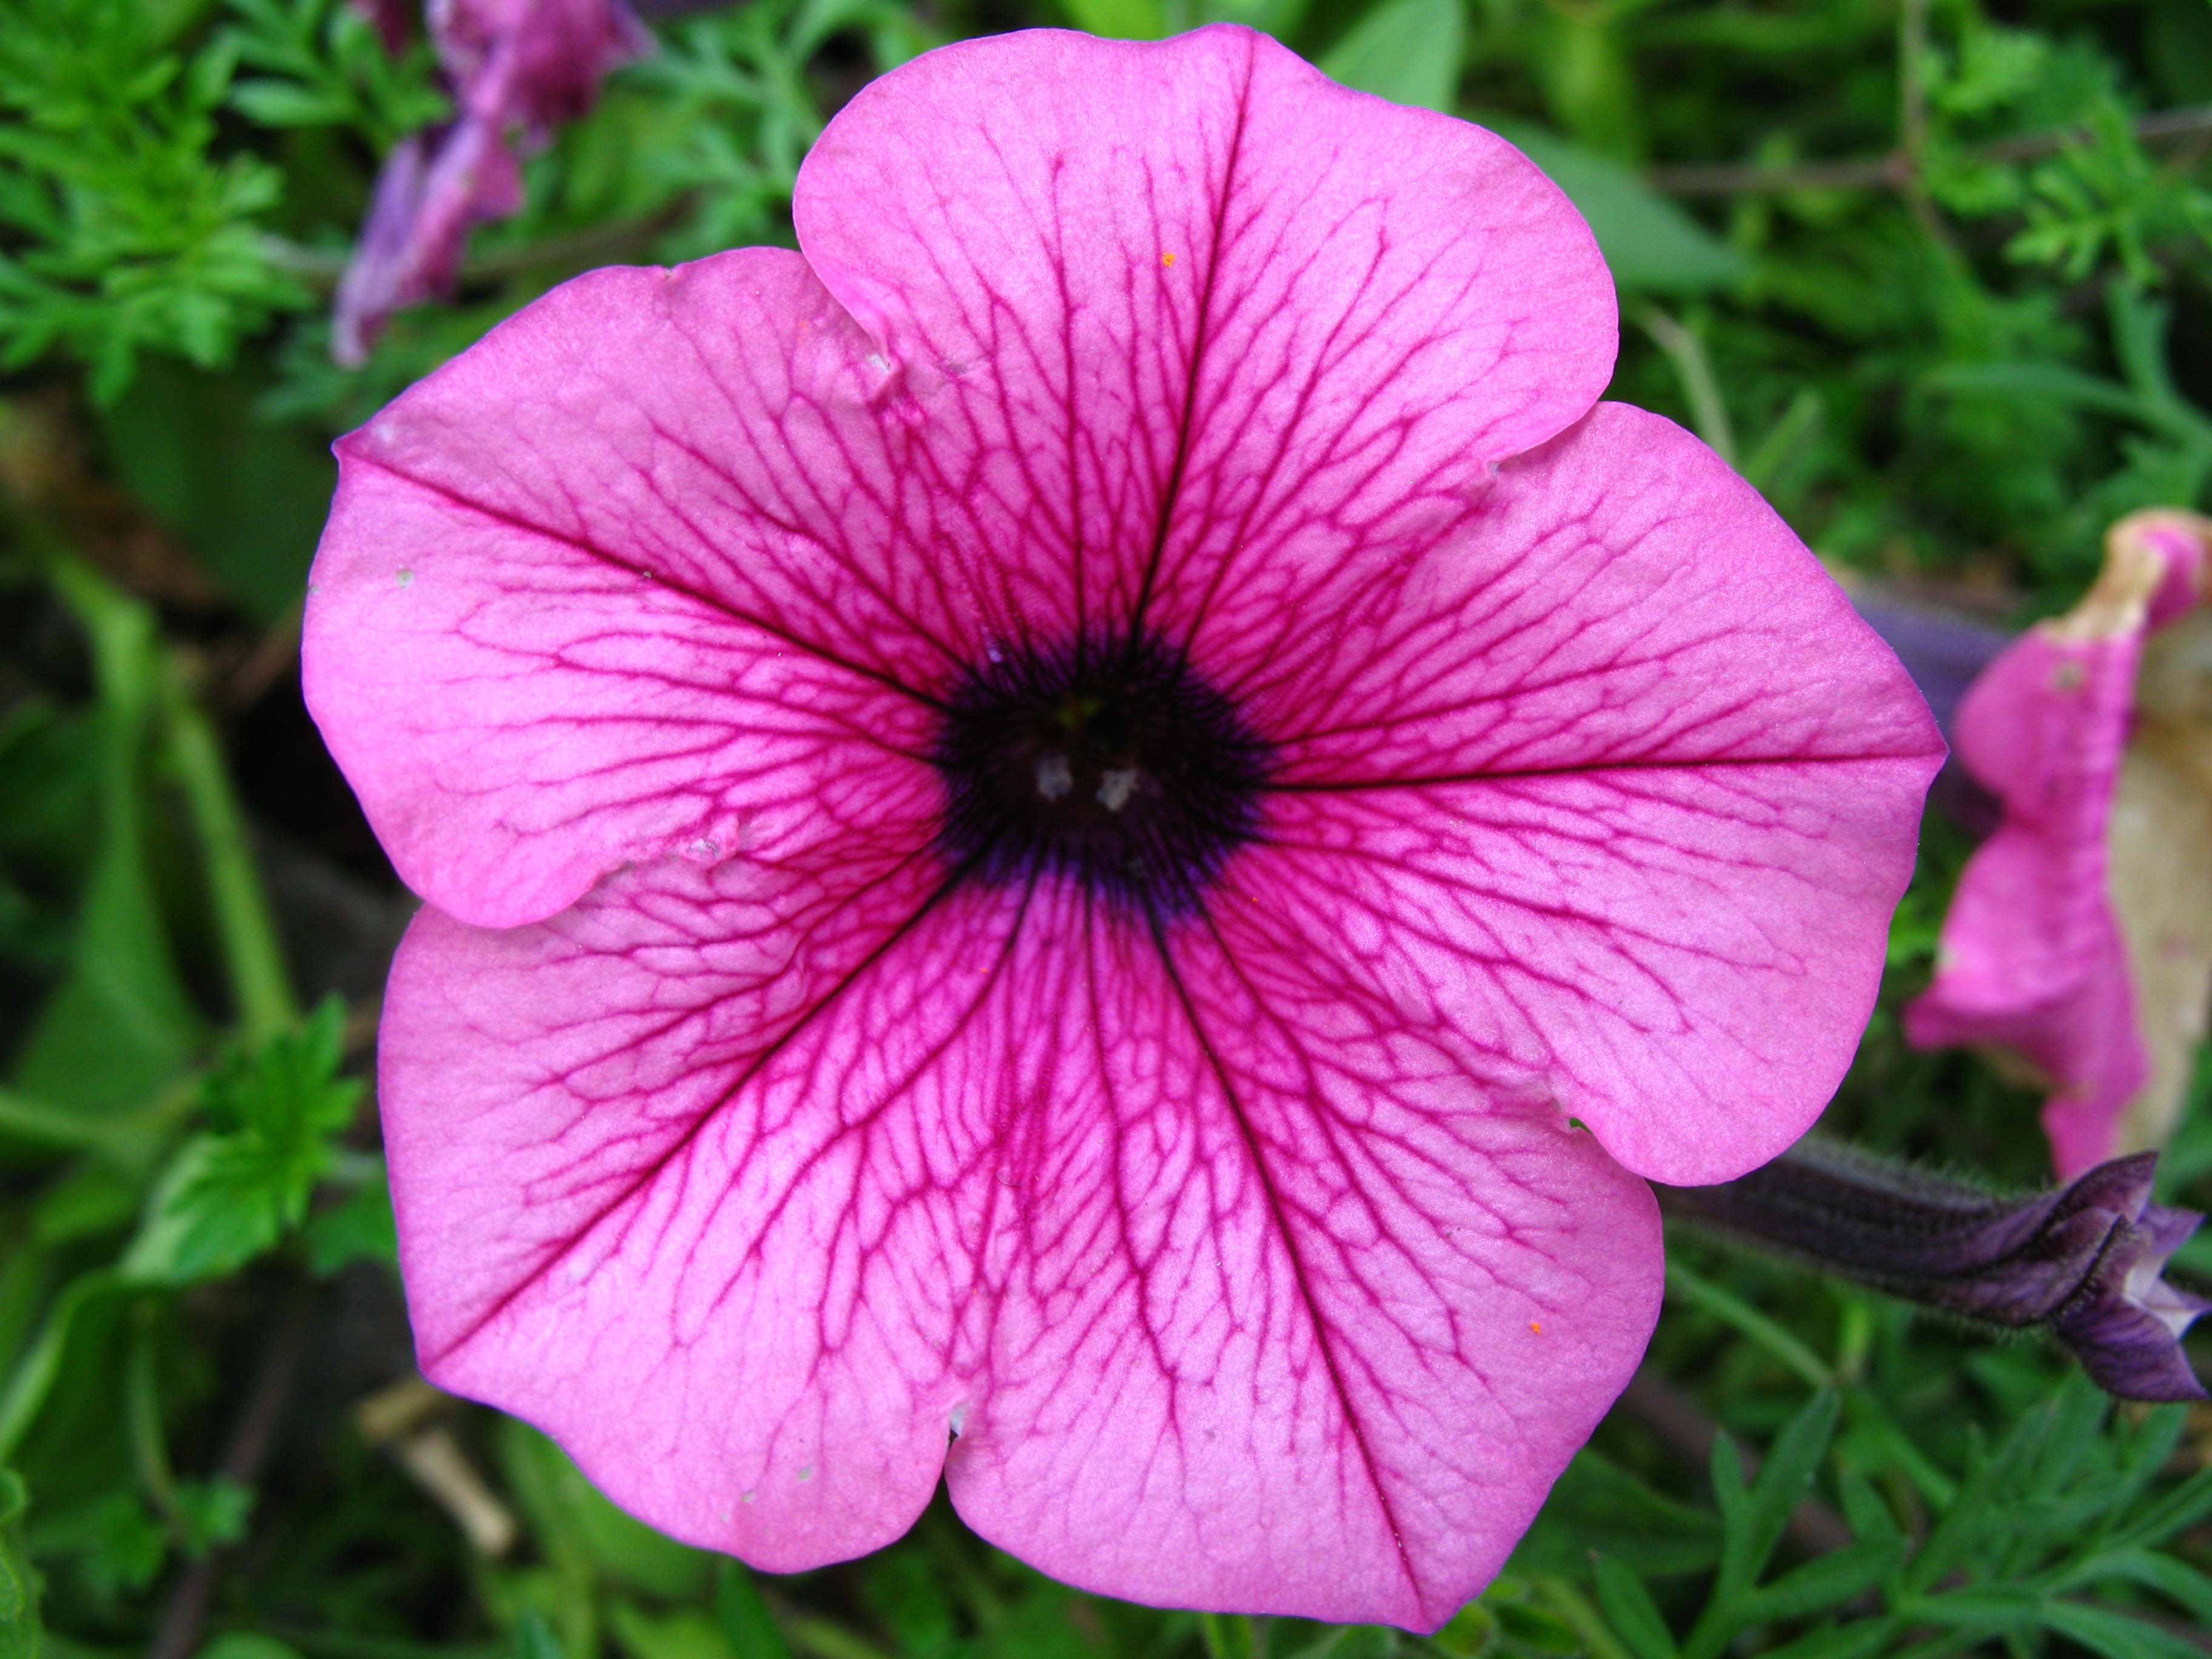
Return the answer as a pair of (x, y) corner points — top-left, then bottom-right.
(1, 0), (2210, 1656)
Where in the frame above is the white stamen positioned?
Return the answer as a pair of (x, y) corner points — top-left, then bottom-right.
(1035, 751), (1074, 800)
(1097, 768), (1139, 812)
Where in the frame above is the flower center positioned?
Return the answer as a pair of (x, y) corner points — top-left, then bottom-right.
(933, 632), (1270, 917)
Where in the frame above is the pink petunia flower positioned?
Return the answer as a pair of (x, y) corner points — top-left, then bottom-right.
(1906, 509), (2212, 1179)
(303, 27), (1942, 1629)
(333, 0), (652, 365)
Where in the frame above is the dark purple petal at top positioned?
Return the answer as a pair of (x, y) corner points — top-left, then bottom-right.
(349, 0), (415, 52)
(332, 0), (651, 364)
(1660, 1141), (2208, 1402)
(431, 0), (653, 130)
(332, 119), (522, 366)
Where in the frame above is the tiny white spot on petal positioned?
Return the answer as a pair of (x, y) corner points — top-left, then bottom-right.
(394, 568), (414, 588)
(1036, 752), (1073, 801)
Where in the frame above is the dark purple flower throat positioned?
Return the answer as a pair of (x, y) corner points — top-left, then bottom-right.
(933, 632), (1270, 918)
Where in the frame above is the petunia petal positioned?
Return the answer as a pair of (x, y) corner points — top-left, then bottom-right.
(1902, 516), (2194, 1175)
(381, 844), (1014, 1569)
(1228, 404), (1942, 1185)
(306, 249), (976, 928)
(945, 885), (1660, 1629)
(792, 24), (1616, 649)
(383, 856), (1660, 1625)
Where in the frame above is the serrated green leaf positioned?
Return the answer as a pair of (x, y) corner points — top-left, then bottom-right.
(1316, 0), (1464, 112)
(1593, 1553), (1679, 1659)
(121, 1000), (362, 1284)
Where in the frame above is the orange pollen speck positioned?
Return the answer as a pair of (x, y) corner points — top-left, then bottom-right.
(1529, 1321), (1543, 1334)
(1161, 251), (1177, 267)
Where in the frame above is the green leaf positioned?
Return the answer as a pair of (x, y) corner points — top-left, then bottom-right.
(1198, 1612), (1259, 1659)
(1492, 125), (1747, 293)
(11, 563), (203, 1113)
(173, 1475), (253, 1553)
(1738, 1389), (1842, 1586)
(121, 999), (363, 1284)
(609, 1602), (744, 1659)
(1058, 0), (1168, 41)
(0, 1471), (38, 1659)
(1909, 1584), (2045, 1635)
(1317, 0), (1464, 112)
(1752, 1623), (1905, 1659)
(500, 1421), (713, 1601)
(2086, 1550), (2212, 1624)
(95, 355), (336, 622)
(1737, 1537), (1904, 1624)
(197, 1637), (308, 1659)
(713, 1562), (792, 1659)
(1593, 1553), (1680, 1659)
(514, 1610), (571, 1659)
(303, 1168), (397, 1276)
(2041, 1601), (2211, 1659)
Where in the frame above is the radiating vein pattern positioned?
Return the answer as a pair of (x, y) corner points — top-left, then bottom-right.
(312, 22), (1943, 1635)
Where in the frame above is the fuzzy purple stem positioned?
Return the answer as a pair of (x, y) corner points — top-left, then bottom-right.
(1658, 1142), (2209, 1402)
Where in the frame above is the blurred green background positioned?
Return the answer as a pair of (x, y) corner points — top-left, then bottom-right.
(2, 1), (2211, 1655)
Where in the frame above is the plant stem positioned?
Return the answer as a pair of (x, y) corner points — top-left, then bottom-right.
(127, 1305), (185, 1533)
(1635, 305), (1737, 466)
(1663, 1259), (1836, 1389)
(160, 651), (298, 1047)
(1648, 102), (2212, 196)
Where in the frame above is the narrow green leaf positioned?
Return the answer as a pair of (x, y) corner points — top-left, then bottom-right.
(1057, 0), (1168, 41)
(1199, 1612), (1260, 1659)
(0, 1470), (38, 1659)
(2080, 1550), (2212, 1624)
(514, 1609), (569, 1659)
(713, 1561), (793, 1659)
(1738, 1538), (1904, 1625)
(1751, 1621), (1906, 1659)
(1496, 125), (1746, 292)
(2041, 1601), (2210, 1659)
(1592, 1554), (1680, 1659)
(1316, 0), (1465, 112)
(1741, 1390), (1842, 1589)
(12, 562), (203, 1112)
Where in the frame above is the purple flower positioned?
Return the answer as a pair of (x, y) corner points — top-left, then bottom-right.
(1661, 1143), (2208, 1402)
(302, 28), (1941, 1627)
(333, 0), (651, 365)
(1906, 510), (2212, 1177)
